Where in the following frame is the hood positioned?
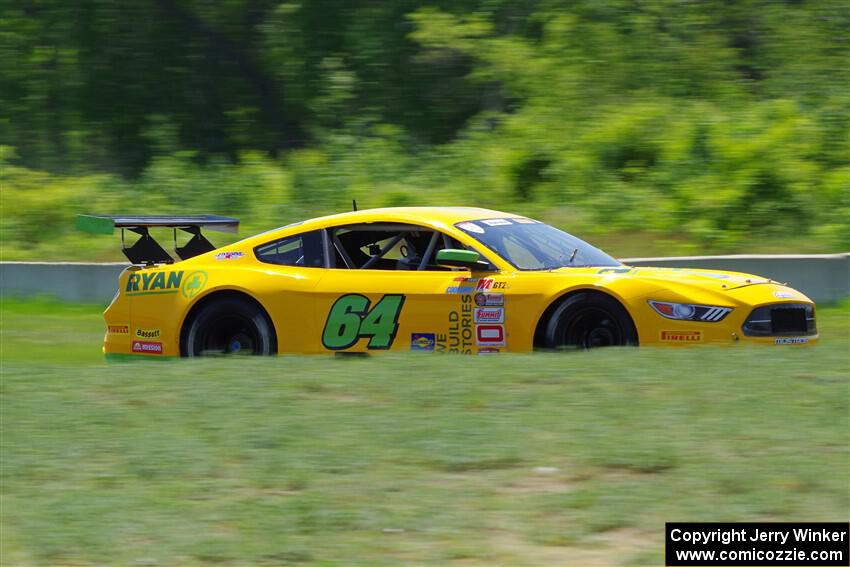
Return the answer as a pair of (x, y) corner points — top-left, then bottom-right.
(616, 266), (772, 290)
(546, 265), (811, 305)
(551, 265), (771, 289)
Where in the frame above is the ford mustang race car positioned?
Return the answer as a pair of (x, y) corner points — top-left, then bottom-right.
(77, 207), (818, 358)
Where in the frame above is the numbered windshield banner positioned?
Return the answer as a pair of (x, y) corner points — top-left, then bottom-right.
(322, 294), (405, 350)
(665, 522), (849, 566)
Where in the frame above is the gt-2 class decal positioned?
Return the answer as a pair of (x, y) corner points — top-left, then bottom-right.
(322, 294), (405, 350)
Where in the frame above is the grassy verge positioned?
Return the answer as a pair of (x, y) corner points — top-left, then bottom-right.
(1, 299), (848, 566)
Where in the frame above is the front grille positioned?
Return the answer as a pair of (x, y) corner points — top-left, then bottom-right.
(742, 303), (816, 337)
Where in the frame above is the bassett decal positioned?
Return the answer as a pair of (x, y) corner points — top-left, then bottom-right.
(135, 328), (161, 339)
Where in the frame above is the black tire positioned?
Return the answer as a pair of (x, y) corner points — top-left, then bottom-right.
(182, 296), (276, 357)
(542, 292), (638, 350)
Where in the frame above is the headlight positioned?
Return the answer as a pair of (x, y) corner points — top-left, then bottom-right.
(648, 300), (732, 322)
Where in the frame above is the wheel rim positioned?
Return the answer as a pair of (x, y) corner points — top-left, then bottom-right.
(561, 307), (623, 349)
(199, 314), (260, 355)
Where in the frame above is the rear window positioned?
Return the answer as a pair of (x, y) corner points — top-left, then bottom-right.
(254, 230), (325, 267)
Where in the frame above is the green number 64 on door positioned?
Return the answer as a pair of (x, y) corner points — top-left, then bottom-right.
(322, 294), (406, 350)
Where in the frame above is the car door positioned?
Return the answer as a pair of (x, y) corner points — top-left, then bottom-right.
(313, 222), (498, 354)
(251, 229), (329, 354)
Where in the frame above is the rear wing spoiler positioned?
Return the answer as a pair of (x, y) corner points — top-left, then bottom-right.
(76, 214), (239, 265)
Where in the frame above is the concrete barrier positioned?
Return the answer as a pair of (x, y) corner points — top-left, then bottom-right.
(1, 262), (128, 304)
(1, 254), (848, 305)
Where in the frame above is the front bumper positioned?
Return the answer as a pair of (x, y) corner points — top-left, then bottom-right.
(636, 301), (819, 346)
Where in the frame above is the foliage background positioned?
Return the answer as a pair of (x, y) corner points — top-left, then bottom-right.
(1, 0), (848, 260)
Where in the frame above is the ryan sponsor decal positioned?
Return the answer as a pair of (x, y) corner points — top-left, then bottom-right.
(125, 270), (208, 299)
(659, 330), (702, 343)
(181, 271), (208, 299)
(132, 340), (163, 354)
(126, 271), (184, 296)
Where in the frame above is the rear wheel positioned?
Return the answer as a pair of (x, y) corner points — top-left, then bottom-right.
(182, 296), (276, 356)
(543, 292), (638, 350)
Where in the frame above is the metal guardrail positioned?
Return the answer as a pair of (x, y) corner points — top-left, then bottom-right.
(1, 254), (848, 305)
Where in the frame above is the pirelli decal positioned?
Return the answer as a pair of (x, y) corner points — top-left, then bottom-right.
(660, 330), (702, 342)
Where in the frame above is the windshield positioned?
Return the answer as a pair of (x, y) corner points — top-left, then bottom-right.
(455, 218), (620, 271)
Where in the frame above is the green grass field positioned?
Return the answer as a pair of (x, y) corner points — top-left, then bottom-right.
(1, 299), (848, 566)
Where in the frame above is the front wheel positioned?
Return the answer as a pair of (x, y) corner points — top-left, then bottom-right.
(182, 296), (276, 356)
(542, 292), (638, 350)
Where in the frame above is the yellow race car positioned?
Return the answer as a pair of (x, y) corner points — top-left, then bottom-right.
(77, 207), (817, 358)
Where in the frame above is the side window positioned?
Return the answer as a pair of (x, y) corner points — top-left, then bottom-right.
(254, 230), (325, 267)
(328, 223), (495, 271)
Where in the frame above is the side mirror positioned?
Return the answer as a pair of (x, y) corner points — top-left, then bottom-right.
(436, 249), (488, 271)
